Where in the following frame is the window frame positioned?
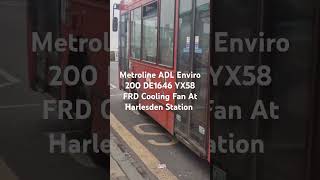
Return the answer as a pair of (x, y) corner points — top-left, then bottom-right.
(141, 1), (159, 64)
(128, 0), (176, 70)
(130, 7), (142, 60)
(158, 0), (176, 68)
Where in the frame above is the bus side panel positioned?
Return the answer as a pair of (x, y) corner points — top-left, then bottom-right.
(140, 98), (174, 134)
(131, 60), (176, 134)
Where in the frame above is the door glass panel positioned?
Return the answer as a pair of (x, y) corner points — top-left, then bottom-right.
(176, 0), (193, 135)
(190, 0), (210, 148)
(119, 13), (129, 88)
(175, 0), (210, 156)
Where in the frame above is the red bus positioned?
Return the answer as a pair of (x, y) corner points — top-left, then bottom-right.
(115, 0), (211, 161)
(27, 0), (109, 165)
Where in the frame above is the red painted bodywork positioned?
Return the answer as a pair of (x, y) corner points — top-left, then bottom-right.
(120, 0), (177, 135)
(131, 60), (176, 134)
(119, 0), (210, 161)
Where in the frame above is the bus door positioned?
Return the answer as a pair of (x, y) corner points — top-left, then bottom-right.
(175, 0), (210, 158)
(29, 0), (61, 98)
(118, 13), (130, 90)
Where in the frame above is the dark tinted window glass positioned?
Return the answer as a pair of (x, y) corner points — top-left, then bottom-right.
(131, 8), (142, 59)
(190, 0), (210, 150)
(175, 0), (193, 135)
(143, 2), (158, 17)
(159, 0), (175, 67)
(142, 2), (158, 62)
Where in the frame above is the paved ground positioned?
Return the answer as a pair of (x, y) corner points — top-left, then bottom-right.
(111, 133), (147, 180)
(111, 156), (127, 180)
(0, 1), (107, 179)
(110, 61), (210, 180)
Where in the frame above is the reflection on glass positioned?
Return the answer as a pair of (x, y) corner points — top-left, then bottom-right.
(190, 0), (210, 147)
(142, 16), (158, 62)
(159, 0), (175, 67)
(131, 8), (141, 59)
(176, 0), (193, 135)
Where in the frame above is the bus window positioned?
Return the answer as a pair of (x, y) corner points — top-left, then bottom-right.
(119, 13), (130, 89)
(159, 0), (175, 67)
(175, 0), (210, 157)
(176, 0), (193, 134)
(131, 7), (142, 59)
(190, 0), (210, 149)
(142, 2), (158, 63)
